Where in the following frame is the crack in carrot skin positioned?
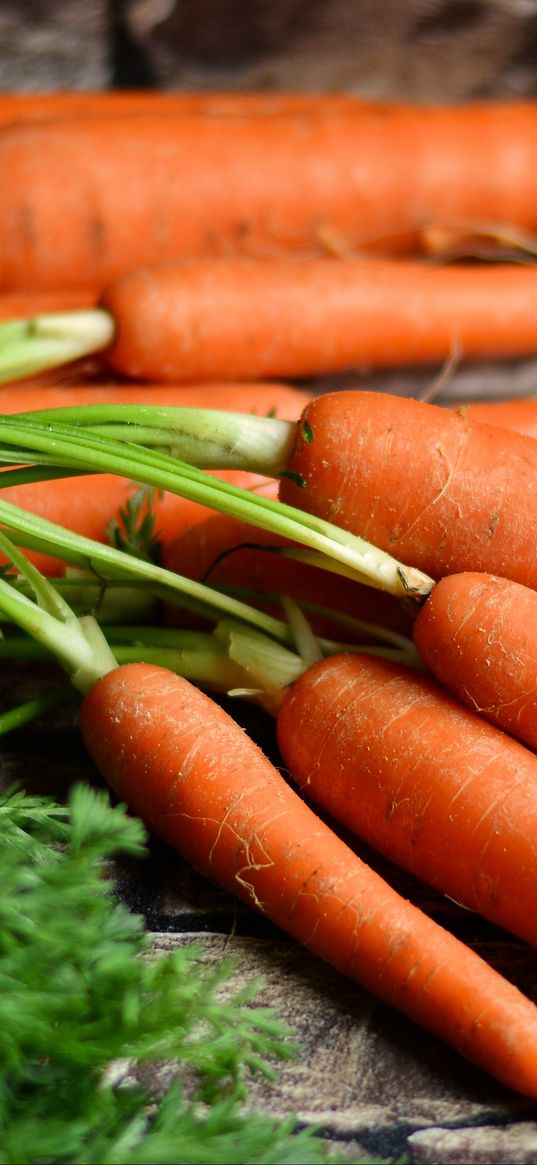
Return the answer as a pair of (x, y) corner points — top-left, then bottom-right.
(78, 660), (537, 1097)
(277, 652), (537, 950)
(413, 572), (537, 751)
(278, 391), (537, 587)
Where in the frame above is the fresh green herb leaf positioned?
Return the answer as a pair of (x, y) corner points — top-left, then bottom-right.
(106, 483), (164, 564)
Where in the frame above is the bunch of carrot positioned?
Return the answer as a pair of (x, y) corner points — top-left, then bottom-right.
(5, 87), (537, 1104)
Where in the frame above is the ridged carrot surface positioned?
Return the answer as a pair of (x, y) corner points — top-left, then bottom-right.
(413, 571), (537, 752)
(278, 390), (537, 588)
(277, 651), (537, 949)
(80, 661), (537, 1099)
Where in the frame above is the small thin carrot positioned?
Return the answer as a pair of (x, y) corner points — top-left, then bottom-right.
(3, 99), (537, 290)
(277, 650), (537, 951)
(412, 571), (537, 752)
(97, 257), (537, 383)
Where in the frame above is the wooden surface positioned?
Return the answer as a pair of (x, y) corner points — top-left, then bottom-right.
(3, 636), (537, 1164)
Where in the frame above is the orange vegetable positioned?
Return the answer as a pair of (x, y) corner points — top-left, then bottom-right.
(0, 378), (308, 414)
(0, 89), (366, 127)
(278, 390), (537, 589)
(0, 290), (97, 319)
(455, 398), (537, 439)
(277, 651), (537, 950)
(100, 257), (537, 382)
(413, 571), (537, 752)
(0, 381), (308, 574)
(3, 99), (537, 289)
(161, 500), (414, 639)
(80, 660), (537, 1099)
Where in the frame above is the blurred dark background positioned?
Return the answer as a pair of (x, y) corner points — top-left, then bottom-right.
(1, 0), (537, 100)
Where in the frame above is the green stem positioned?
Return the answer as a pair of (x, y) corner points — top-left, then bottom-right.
(0, 496), (298, 645)
(9, 574), (159, 625)
(13, 404), (296, 476)
(0, 310), (114, 383)
(0, 413), (434, 599)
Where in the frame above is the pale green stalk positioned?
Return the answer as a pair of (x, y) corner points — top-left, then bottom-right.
(0, 310), (114, 383)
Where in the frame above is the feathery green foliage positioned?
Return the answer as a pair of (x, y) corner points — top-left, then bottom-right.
(0, 784), (386, 1165)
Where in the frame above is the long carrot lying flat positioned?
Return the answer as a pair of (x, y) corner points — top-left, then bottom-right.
(277, 650), (537, 950)
(413, 571), (537, 752)
(0, 89), (365, 127)
(0, 379), (309, 415)
(0, 381), (309, 574)
(96, 257), (537, 383)
(76, 660), (537, 1098)
(3, 100), (537, 290)
(277, 389), (537, 589)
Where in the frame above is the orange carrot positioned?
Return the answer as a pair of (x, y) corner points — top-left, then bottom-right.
(3, 99), (537, 289)
(0, 379), (309, 414)
(0, 90), (366, 127)
(0, 381), (309, 574)
(455, 398), (537, 439)
(161, 500), (414, 639)
(277, 650), (537, 951)
(79, 659), (537, 1098)
(278, 389), (537, 589)
(99, 257), (537, 383)
(0, 290), (97, 319)
(413, 571), (537, 752)
(0, 469), (266, 576)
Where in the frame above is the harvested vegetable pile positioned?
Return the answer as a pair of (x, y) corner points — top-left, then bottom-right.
(2, 88), (537, 1158)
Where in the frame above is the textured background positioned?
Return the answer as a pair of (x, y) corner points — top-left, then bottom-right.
(2, 0), (537, 100)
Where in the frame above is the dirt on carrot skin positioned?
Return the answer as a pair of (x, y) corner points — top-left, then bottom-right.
(278, 390), (537, 589)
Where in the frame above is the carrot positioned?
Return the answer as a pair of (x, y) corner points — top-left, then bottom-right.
(276, 650), (537, 951)
(161, 500), (414, 640)
(277, 389), (537, 589)
(412, 571), (537, 752)
(98, 257), (537, 383)
(4, 99), (537, 290)
(0, 381), (309, 574)
(0, 472), (264, 576)
(9, 515), (537, 1100)
(455, 398), (537, 439)
(0, 90), (367, 127)
(0, 379), (309, 415)
(1, 527), (536, 1097)
(0, 290), (97, 319)
(79, 658), (537, 1098)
